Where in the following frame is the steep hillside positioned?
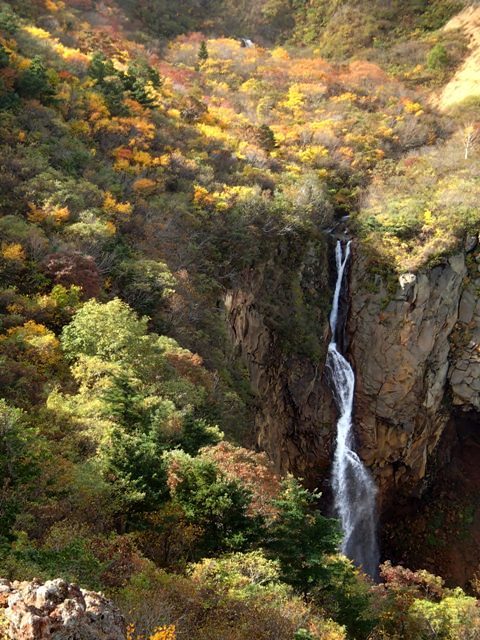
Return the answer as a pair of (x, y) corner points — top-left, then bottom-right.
(438, 4), (480, 109)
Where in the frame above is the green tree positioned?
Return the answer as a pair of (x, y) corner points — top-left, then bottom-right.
(265, 477), (341, 592)
(0, 5), (18, 35)
(88, 52), (116, 83)
(198, 40), (209, 64)
(0, 44), (9, 69)
(0, 401), (39, 537)
(167, 451), (263, 556)
(427, 43), (449, 70)
(314, 556), (377, 640)
(257, 124), (277, 152)
(178, 416), (223, 455)
(408, 589), (480, 639)
(15, 56), (55, 103)
(61, 298), (149, 365)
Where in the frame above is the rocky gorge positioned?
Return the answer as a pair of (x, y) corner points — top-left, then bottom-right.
(226, 235), (480, 585)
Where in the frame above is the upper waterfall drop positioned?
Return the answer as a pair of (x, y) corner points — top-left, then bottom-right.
(326, 240), (379, 579)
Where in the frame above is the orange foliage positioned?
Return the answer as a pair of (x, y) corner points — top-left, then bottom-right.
(338, 60), (388, 86)
(165, 351), (213, 390)
(133, 178), (157, 193)
(201, 442), (282, 520)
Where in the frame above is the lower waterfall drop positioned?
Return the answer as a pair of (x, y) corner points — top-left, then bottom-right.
(326, 240), (379, 578)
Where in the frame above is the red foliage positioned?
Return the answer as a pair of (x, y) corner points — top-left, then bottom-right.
(165, 351), (214, 390)
(42, 252), (102, 299)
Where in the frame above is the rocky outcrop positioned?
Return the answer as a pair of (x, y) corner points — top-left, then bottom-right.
(0, 578), (125, 640)
(348, 250), (466, 503)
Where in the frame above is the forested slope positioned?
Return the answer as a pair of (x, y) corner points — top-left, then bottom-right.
(0, 1), (479, 638)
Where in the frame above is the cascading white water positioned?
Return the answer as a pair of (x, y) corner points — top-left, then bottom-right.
(326, 240), (379, 578)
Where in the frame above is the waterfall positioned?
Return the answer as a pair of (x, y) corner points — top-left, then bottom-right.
(326, 240), (379, 578)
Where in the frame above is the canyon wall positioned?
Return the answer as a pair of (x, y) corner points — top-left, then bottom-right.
(349, 249), (467, 504)
(226, 236), (480, 567)
(228, 239), (479, 489)
(225, 238), (336, 489)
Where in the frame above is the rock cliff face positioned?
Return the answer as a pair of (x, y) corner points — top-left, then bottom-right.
(348, 249), (467, 504)
(226, 285), (334, 485)
(225, 238), (336, 490)
(0, 578), (125, 640)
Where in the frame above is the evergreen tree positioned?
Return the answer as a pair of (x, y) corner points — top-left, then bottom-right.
(258, 124), (277, 152)
(88, 52), (116, 83)
(265, 477), (341, 592)
(0, 401), (39, 537)
(15, 56), (55, 103)
(198, 40), (209, 64)
(0, 44), (10, 69)
(168, 451), (264, 556)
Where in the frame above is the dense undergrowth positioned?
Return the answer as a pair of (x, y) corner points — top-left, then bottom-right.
(0, 0), (479, 638)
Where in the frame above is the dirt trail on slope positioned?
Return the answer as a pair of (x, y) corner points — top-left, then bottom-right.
(437, 4), (480, 110)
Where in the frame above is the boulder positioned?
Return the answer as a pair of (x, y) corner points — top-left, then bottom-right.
(0, 578), (125, 640)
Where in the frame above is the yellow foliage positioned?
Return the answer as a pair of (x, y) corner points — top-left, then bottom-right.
(196, 123), (235, 146)
(127, 624), (176, 640)
(331, 92), (357, 103)
(70, 120), (90, 136)
(86, 92), (109, 121)
(22, 25), (88, 64)
(298, 145), (329, 164)
(105, 221), (117, 235)
(158, 154), (171, 167)
(5, 321), (60, 366)
(166, 108), (181, 119)
(27, 203), (47, 224)
(54, 206), (70, 223)
(403, 99), (423, 114)
(132, 150), (152, 165)
(271, 47), (290, 61)
(240, 78), (261, 94)
(423, 208), (434, 226)
(23, 25), (51, 40)
(27, 203), (69, 226)
(377, 124), (394, 138)
(338, 146), (354, 159)
(103, 192), (133, 218)
(193, 185), (215, 207)
(1, 243), (25, 261)
(282, 84), (305, 112)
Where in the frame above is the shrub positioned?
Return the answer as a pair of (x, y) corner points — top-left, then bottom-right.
(427, 44), (449, 70)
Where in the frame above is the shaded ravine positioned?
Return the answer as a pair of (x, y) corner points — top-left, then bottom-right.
(326, 240), (379, 578)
